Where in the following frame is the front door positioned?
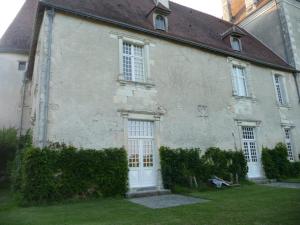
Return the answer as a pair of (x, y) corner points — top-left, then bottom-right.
(128, 120), (156, 188)
(242, 127), (263, 178)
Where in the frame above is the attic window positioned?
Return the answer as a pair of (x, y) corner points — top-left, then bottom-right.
(18, 61), (27, 71)
(155, 15), (166, 31)
(231, 36), (242, 52)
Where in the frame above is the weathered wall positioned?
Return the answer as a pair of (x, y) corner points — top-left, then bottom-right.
(279, 0), (300, 70)
(0, 53), (27, 129)
(31, 13), (300, 160)
(239, 1), (287, 61)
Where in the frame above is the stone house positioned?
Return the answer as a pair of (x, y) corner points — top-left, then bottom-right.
(0, 0), (300, 190)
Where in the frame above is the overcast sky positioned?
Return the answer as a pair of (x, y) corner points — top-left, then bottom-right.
(0, 0), (223, 39)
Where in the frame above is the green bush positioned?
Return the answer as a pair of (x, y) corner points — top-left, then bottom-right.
(0, 128), (18, 179)
(262, 143), (296, 179)
(14, 144), (128, 204)
(160, 146), (248, 190)
(289, 162), (300, 177)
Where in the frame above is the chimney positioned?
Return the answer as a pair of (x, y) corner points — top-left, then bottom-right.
(222, 0), (232, 22)
(154, 0), (170, 9)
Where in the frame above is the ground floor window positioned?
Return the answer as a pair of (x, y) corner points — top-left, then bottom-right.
(284, 128), (294, 161)
(242, 127), (258, 163)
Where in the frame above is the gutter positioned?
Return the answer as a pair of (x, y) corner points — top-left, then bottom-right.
(25, 0), (298, 79)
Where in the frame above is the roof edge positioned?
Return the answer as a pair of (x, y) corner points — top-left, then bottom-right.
(28, 0), (297, 77)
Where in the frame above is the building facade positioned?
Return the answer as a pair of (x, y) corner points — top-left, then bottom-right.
(1, 0), (300, 190)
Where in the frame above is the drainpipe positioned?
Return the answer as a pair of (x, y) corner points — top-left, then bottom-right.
(37, 9), (55, 148)
(293, 72), (300, 103)
(19, 72), (28, 136)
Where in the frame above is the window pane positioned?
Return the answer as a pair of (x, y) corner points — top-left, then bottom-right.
(233, 66), (247, 96)
(231, 38), (241, 51)
(155, 15), (166, 30)
(274, 75), (286, 105)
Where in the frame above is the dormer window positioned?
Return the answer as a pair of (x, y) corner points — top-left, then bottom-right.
(231, 36), (242, 51)
(155, 15), (166, 31)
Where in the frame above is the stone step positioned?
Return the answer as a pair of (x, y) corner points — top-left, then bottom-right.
(126, 187), (171, 198)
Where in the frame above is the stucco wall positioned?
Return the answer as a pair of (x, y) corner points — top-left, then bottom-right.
(239, 1), (287, 61)
(0, 53), (27, 129)
(31, 13), (300, 160)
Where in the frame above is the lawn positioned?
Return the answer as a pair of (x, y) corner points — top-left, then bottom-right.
(0, 184), (299, 225)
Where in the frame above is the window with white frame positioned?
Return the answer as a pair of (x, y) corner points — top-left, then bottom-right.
(274, 74), (287, 106)
(284, 128), (294, 161)
(232, 65), (248, 97)
(155, 15), (167, 31)
(242, 127), (258, 163)
(122, 41), (145, 82)
(231, 37), (242, 52)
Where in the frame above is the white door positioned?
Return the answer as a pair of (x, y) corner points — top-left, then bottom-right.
(128, 120), (156, 188)
(242, 127), (263, 178)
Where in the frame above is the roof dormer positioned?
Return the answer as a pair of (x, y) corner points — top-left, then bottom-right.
(151, 0), (171, 31)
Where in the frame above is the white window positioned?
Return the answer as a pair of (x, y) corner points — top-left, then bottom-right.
(284, 128), (294, 161)
(231, 37), (242, 51)
(232, 65), (248, 97)
(18, 61), (27, 71)
(242, 127), (258, 163)
(155, 15), (166, 31)
(128, 120), (154, 168)
(274, 75), (287, 105)
(123, 42), (145, 82)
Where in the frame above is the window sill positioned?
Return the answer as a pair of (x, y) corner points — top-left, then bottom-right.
(233, 95), (257, 102)
(277, 104), (292, 109)
(117, 79), (155, 89)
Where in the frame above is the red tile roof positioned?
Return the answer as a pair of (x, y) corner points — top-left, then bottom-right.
(0, 0), (295, 71)
(0, 0), (38, 53)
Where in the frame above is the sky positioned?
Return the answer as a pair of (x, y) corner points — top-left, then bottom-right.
(0, 0), (223, 39)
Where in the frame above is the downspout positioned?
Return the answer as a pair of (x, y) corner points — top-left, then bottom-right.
(19, 72), (28, 136)
(37, 9), (54, 148)
(293, 73), (300, 103)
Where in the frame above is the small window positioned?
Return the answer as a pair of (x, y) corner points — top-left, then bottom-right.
(274, 74), (287, 105)
(155, 15), (166, 31)
(122, 41), (145, 82)
(232, 65), (248, 97)
(231, 37), (242, 51)
(284, 128), (294, 161)
(18, 61), (27, 71)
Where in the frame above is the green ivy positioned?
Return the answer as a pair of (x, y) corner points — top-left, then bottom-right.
(160, 146), (248, 190)
(262, 143), (299, 179)
(13, 144), (128, 205)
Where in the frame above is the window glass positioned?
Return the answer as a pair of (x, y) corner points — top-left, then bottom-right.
(155, 15), (166, 31)
(231, 37), (241, 51)
(18, 61), (27, 71)
(274, 75), (287, 105)
(232, 65), (248, 97)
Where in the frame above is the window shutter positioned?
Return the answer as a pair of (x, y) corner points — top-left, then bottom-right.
(231, 66), (238, 95)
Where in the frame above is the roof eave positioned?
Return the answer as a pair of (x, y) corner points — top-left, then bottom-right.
(27, 0), (297, 79)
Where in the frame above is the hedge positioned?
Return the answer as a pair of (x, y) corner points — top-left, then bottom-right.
(12, 144), (128, 204)
(262, 143), (300, 179)
(160, 147), (247, 190)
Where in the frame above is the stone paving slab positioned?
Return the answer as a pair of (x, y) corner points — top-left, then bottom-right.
(128, 194), (209, 209)
(263, 182), (300, 189)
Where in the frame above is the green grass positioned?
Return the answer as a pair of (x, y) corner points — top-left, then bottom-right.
(0, 185), (299, 225)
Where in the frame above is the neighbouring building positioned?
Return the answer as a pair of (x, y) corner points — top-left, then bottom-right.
(1, 0), (300, 191)
(222, 0), (300, 93)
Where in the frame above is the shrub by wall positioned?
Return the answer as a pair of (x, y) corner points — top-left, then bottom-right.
(0, 128), (18, 179)
(262, 143), (299, 179)
(160, 147), (247, 190)
(13, 144), (128, 204)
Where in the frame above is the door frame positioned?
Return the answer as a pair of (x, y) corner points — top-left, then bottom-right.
(119, 110), (163, 189)
(235, 119), (264, 179)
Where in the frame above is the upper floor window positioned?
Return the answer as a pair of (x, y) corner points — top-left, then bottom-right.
(231, 37), (242, 52)
(232, 65), (248, 97)
(155, 15), (166, 31)
(18, 61), (27, 71)
(274, 74), (288, 106)
(123, 42), (145, 82)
